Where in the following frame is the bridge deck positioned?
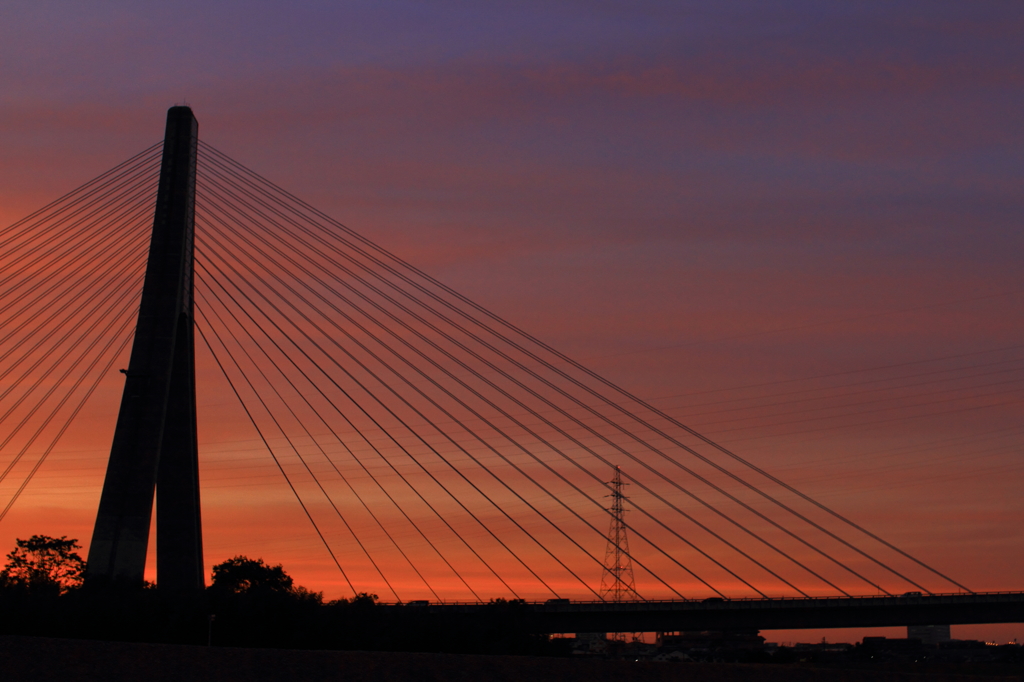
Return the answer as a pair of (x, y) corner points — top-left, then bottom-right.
(379, 591), (1024, 633)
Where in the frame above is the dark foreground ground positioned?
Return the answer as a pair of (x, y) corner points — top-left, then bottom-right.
(1, 636), (1019, 682)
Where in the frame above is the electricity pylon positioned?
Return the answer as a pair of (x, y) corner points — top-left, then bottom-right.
(600, 465), (637, 602)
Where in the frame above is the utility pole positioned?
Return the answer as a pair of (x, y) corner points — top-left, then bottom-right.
(86, 106), (204, 590)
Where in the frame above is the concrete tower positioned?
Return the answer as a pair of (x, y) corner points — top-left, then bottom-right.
(87, 106), (203, 590)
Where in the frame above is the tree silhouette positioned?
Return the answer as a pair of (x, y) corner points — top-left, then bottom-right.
(210, 556), (295, 594)
(0, 535), (86, 593)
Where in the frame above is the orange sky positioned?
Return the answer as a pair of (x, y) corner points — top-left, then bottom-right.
(0, 1), (1022, 645)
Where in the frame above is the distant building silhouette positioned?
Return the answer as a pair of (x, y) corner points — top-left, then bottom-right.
(908, 624), (951, 646)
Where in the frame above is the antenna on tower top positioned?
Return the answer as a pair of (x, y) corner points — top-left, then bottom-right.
(600, 465), (637, 604)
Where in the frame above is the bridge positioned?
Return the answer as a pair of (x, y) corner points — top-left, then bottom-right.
(382, 593), (1024, 634)
(0, 106), (1020, 634)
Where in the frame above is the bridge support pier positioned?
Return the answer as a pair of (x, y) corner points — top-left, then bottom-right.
(86, 106), (204, 590)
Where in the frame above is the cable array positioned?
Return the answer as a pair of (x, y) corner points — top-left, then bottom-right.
(192, 142), (972, 601)
(0, 139), (982, 602)
(0, 145), (160, 523)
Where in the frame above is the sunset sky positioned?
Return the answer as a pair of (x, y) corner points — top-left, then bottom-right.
(0, 2), (1022, 644)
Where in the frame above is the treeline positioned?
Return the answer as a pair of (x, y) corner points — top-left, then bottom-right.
(0, 536), (566, 655)
(0, 586), (563, 654)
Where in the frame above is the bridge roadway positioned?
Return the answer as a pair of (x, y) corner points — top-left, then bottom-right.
(380, 591), (1024, 633)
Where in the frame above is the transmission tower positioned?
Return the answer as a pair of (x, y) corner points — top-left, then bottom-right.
(600, 465), (637, 603)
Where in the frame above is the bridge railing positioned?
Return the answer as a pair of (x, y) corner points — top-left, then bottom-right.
(377, 590), (1024, 608)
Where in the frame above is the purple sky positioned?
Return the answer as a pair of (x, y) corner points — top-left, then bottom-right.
(1, 2), (1022, 643)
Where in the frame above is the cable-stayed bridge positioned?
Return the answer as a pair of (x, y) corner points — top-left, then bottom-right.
(0, 107), (1020, 632)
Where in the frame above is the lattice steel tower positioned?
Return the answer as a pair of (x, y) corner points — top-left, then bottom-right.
(600, 465), (636, 602)
(86, 106), (204, 590)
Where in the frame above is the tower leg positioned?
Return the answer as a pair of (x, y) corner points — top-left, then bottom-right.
(156, 312), (204, 590)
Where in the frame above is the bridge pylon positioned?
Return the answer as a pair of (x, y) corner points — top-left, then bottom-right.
(86, 106), (204, 590)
